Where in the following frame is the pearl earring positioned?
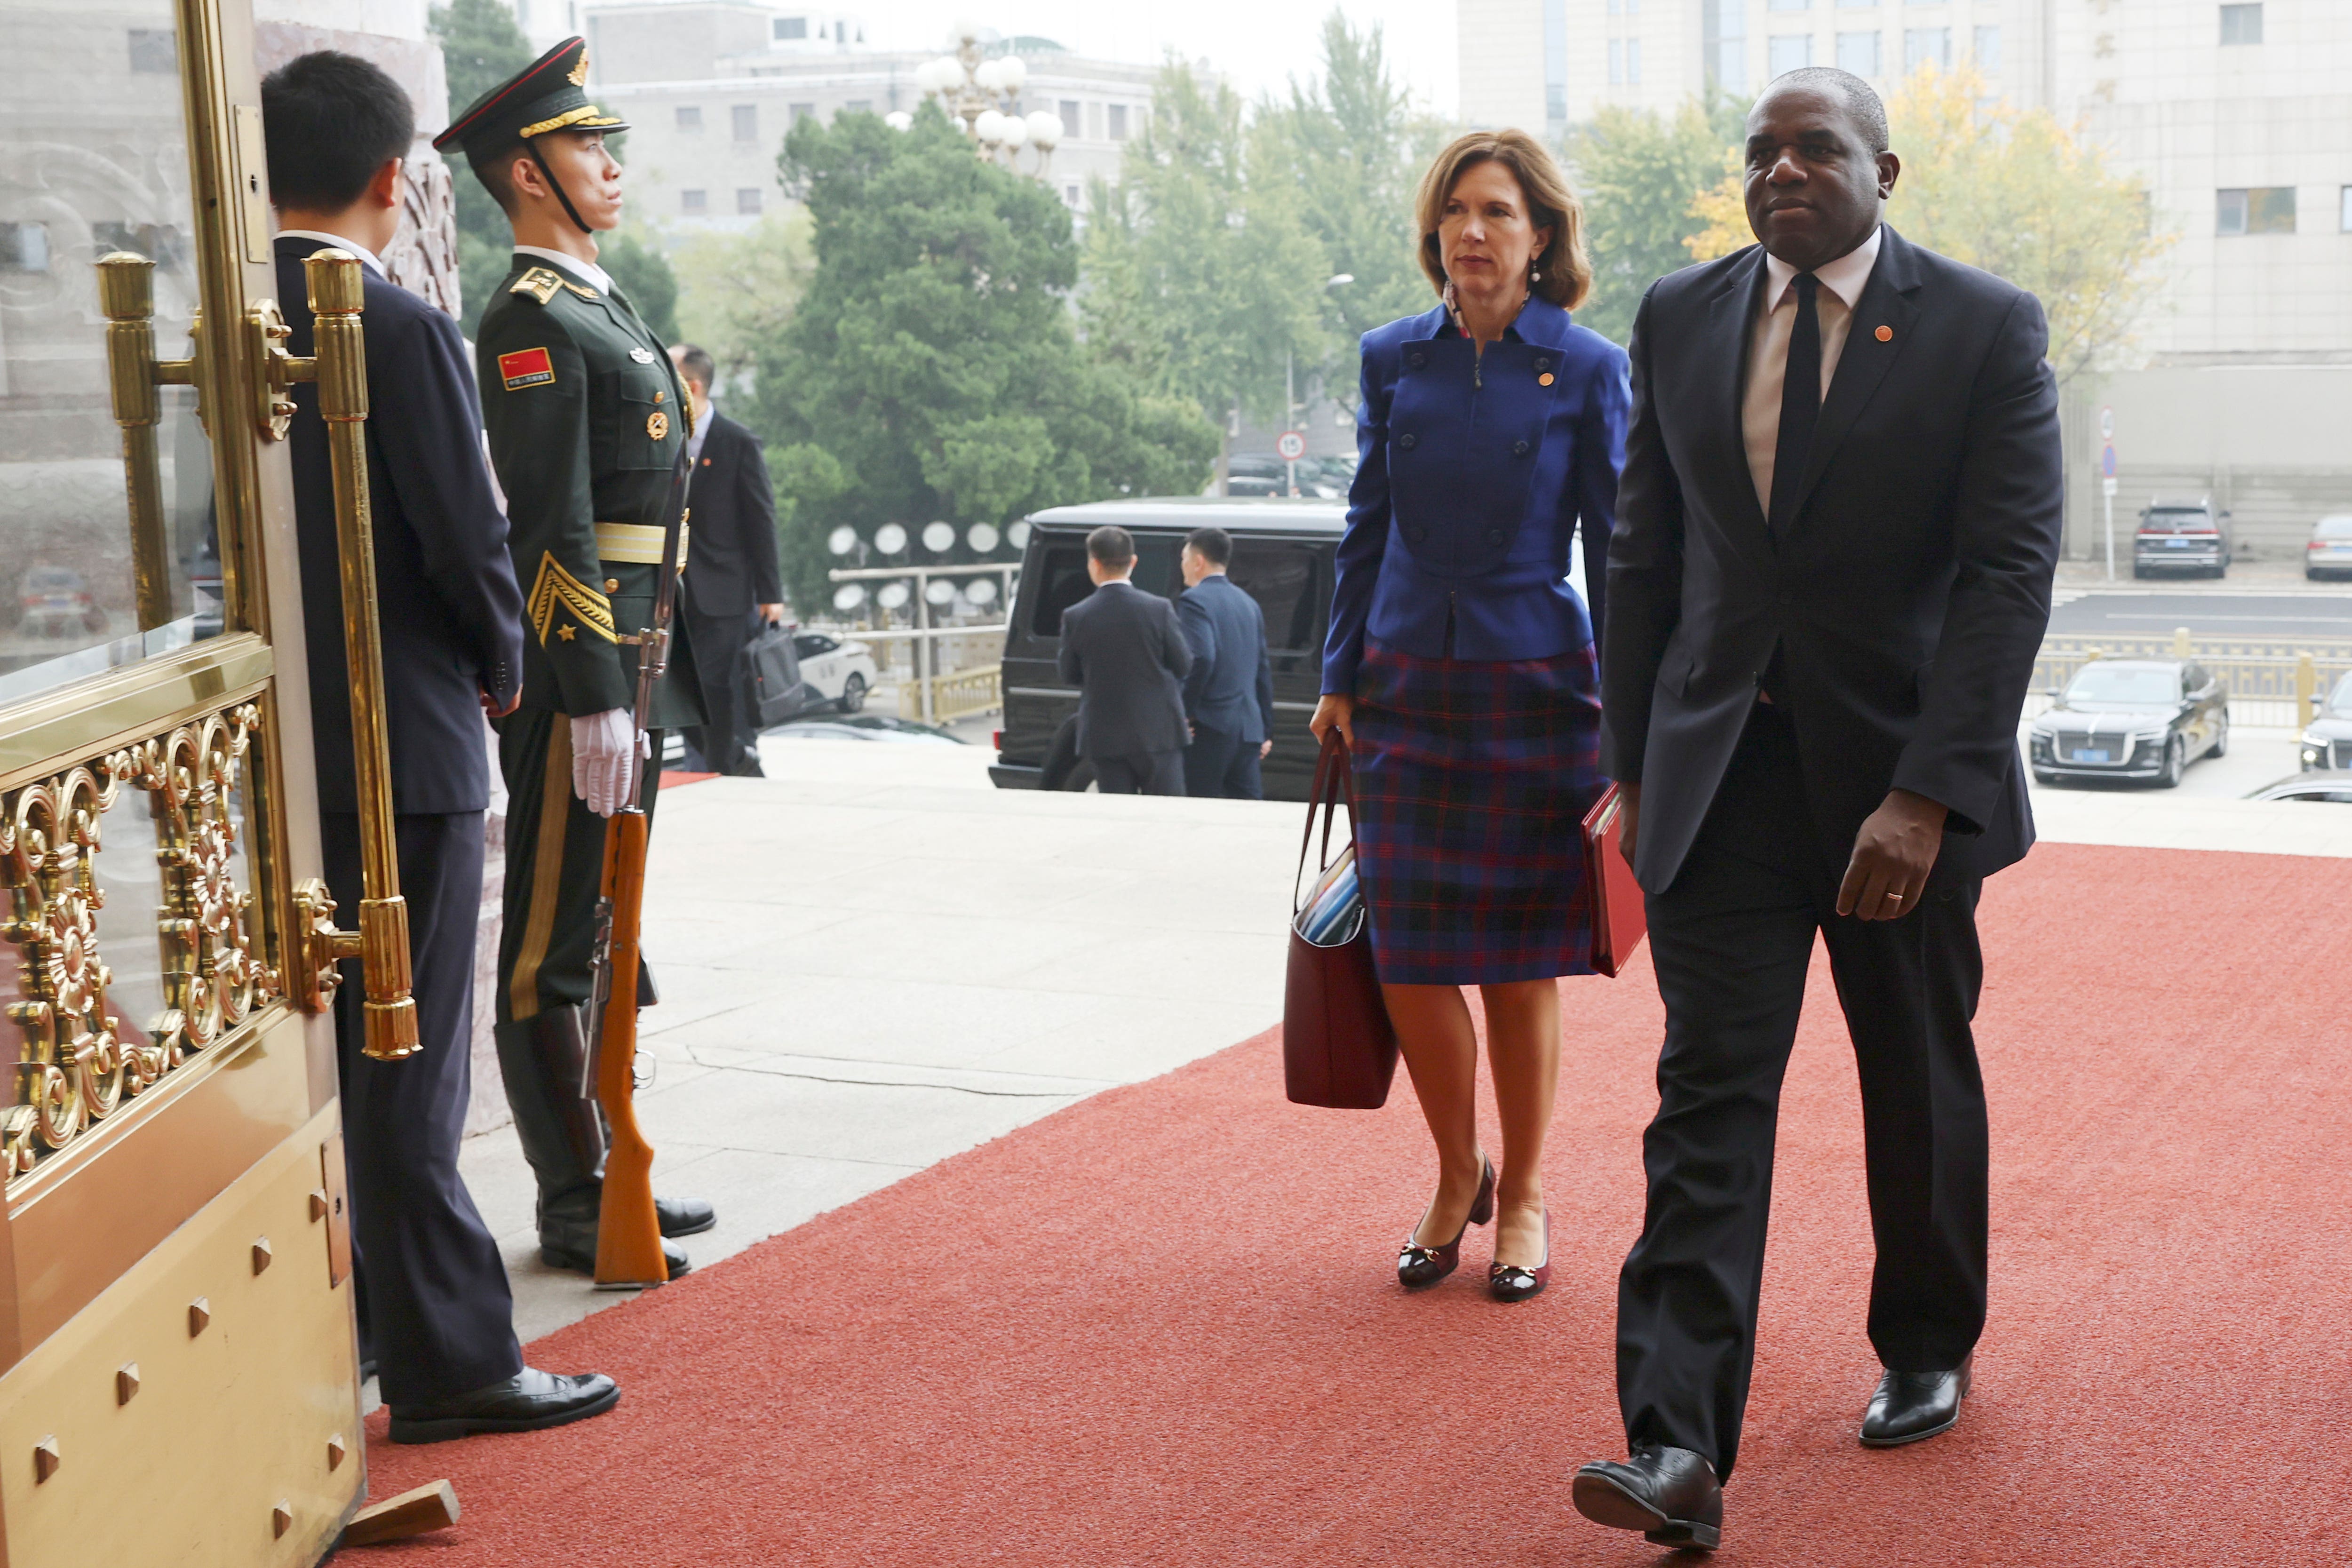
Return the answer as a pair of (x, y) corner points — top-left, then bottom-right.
(1530, 262), (1542, 282)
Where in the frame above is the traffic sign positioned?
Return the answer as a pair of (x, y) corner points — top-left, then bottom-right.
(1275, 430), (1307, 462)
(2098, 406), (2114, 441)
(2101, 444), (2116, 478)
(2103, 477), (2119, 498)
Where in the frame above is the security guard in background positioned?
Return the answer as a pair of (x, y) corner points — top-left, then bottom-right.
(435, 37), (713, 1278)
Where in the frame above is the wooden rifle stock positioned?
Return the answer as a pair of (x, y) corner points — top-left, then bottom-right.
(592, 805), (665, 1286)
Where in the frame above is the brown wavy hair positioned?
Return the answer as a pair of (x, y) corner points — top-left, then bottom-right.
(1414, 129), (1593, 311)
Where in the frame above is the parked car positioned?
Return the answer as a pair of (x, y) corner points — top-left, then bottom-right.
(992, 497), (1342, 801)
(2304, 515), (2352, 580)
(792, 630), (878, 713)
(2245, 770), (2352, 804)
(2297, 672), (2352, 771)
(2027, 657), (2227, 787)
(1211, 453), (1354, 501)
(2132, 498), (2232, 579)
(16, 566), (107, 637)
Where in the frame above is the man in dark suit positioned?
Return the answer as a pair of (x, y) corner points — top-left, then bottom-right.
(671, 342), (782, 776)
(1057, 525), (1192, 794)
(1571, 69), (2062, 1547)
(1175, 526), (1275, 799)
(263, 51), (621, 1440)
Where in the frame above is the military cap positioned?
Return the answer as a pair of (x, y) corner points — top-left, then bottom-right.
(432, 36), (628, 159)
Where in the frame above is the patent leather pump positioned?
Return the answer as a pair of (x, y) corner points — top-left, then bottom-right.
(1396, 1158), (1495, 1288)
(1488, 1205), (1550, 1303)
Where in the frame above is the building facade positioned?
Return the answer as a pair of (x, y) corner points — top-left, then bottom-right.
(1457, 0), (2352, 556)
(578, 4), (1157, 235)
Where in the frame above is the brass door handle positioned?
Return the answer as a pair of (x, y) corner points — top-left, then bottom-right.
(95, 255), (198, 633)
(272, 251), (418, 1062)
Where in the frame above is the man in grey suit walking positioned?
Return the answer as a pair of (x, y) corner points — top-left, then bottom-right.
(1175, 526), (1275, 799)
(1057, 525), (1192, 795)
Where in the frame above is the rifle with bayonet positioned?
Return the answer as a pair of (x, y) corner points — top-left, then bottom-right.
(581, 441), (693, 1289)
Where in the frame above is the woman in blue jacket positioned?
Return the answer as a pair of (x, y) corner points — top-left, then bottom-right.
(1311, 129), (1628, 1304)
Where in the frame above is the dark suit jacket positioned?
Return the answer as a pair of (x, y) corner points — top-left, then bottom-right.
(1600, 225), (2062, 894)
(1057, 581), (1192, 759)
(1176, 573), (1274, 744)
(277, 238), (524, 815)
(681, 412), (781, 618)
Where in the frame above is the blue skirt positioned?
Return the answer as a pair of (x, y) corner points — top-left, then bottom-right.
(1351, 637), (1607, 986)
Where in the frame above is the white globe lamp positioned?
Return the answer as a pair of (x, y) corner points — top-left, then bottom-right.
(973, 109), (1006, 143)
(965, 522), (1000, 552)
(874, 522), (908, 554)
(1001, 113), (1029, 149)
(832, 584), (868, 611)
(1007, 521), (1031, 549)
(884, 110), (914, 131)
(922, 521), (956, 552)
(973, 57), (1006, 93)
(964, 577), (999, 606)
(1025, 111), (1061, 149)
(877, 582), (910, 610)
(996, 55), (1026, 92)
(827, 525), (858, 555)
(925, 579), (956, 606)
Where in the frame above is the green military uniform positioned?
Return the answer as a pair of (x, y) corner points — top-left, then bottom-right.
(436, 36), (710, 1273)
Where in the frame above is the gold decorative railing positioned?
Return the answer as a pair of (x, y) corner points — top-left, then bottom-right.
(900, 662), (1002, 724)
(1, 704), (276, 1182)
(2031, 632), (2352, 728)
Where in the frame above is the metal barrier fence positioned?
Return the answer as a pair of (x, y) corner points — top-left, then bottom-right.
(2029, 631), (2352, 729)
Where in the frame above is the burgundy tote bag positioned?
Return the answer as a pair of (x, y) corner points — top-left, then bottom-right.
(1281, 731), (1399, 1109)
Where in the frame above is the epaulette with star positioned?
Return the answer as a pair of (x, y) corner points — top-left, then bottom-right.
(510, 266), (563, 305)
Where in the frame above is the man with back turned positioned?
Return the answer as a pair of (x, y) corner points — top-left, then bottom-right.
(1057, 525), (1192, 795)
(435, 37), (713, 1281)
(1571, 69), (2062, 1548)
(261, 49), (619, 1441)
(1175, 526), (1275, 800)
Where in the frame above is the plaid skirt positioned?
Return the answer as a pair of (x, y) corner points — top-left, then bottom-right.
(1351, 637), (1606, 985)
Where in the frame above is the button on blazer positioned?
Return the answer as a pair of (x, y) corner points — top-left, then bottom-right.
(1322, 295), (1629, 695)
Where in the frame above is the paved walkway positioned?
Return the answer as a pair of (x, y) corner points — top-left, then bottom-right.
(438, 731), (2349, 1363)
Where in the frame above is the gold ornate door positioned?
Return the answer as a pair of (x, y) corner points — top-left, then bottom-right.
(0, 0), (405, 1559)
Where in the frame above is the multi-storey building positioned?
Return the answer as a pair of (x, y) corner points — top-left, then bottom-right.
(578, 4), (1157, 234)
(1457, 0), (2352, 557)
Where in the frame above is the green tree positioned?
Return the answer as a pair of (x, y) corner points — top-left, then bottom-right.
(1688, 67), (2170, 382)
(747, 106), (1215, 612)
(1251, 13), (1451, 401)
(670, 210), (816, 381)
(1564, 94), (1747, 346)
(598, 228), (680, 340)
(1080, 61), (1326, 478)
(429, 0), (532, 334)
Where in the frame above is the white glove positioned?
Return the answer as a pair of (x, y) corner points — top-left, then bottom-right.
(570, 708), (639, 817)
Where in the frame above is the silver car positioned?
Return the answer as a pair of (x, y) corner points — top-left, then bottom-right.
(2305, 515), (2352, 581)
(2298, 673), (2352, 771)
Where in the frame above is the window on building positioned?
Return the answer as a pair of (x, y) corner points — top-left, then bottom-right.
(1768, 0), (1810, 10)
(1085, 102), (1104, 139)
(1769, 34), (1813, 74)
(1064, 184), (1080, 208)
(1609, 38), (1624, 84)
(2217, 186), (2295, 235)
(1973, 24), (2000, 72)
(1835, 0), (1874, 9)
(1607, 0), (1621, 12)
(1704, 0), (1746, 93)
(1543, 0), (1568, 126)
(731, 104), (757, 142)
(773, 16), (805, 39)
(1107, 103), (1129, 140)
(844, 99), (871, 113)
(2218, 4), (2262, 45)
(682, 189), (707, 214)
(788, 102), (816, 124)
(1837, 30), (1881, 72)
(127, 28), (175, 72)
(1904, 27), (1950, 70)
(2342, 186), (2352, 232)
(835, 20), (845, 42)
(1059, 99), (1081, 137)
(737, 188), (763, 215)
(676, 105), (703, 131)
(0, 222), (50, 272)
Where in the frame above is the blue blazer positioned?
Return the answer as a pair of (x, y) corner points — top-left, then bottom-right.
(1176, 573), (1275, 744)
(278, 239), (525, 815)
(1322, 296), (1629, 694)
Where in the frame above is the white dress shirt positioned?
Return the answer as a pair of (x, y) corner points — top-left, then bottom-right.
(1741, 224), (1882, 515)
(274, 229), (387, 278)
(513, 243), (615, 296)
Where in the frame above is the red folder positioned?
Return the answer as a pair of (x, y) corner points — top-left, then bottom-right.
(1582, 783), (1648, 979)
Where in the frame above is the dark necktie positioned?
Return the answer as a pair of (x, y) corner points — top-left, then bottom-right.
(1767, 272), (1821, 531)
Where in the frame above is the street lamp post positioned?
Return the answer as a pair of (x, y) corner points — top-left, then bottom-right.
(911, 25), (1063, 176)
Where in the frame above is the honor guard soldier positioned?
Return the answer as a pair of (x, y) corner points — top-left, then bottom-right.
(262, 49), (620, 1439)
(435, 37), (714, 1278)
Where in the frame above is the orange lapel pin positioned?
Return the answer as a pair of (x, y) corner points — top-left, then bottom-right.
(1874, 325), (1893, 342)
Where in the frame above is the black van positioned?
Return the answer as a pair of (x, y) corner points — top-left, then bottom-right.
(990, 498), (1343, 802)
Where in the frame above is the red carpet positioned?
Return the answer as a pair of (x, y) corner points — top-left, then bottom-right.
(361, 843), (2352, 1565)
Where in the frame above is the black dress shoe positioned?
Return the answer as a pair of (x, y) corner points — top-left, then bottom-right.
(1572, 1445), (1723, 1551)
(1859, 1353), (1972, 1447)
(657, 1194), (716, 1238)
(387, 1367), (620, 1444)
(540, 1234), (693, 1279)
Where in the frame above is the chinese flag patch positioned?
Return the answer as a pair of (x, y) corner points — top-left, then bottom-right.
(499, 347), (555, 390)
